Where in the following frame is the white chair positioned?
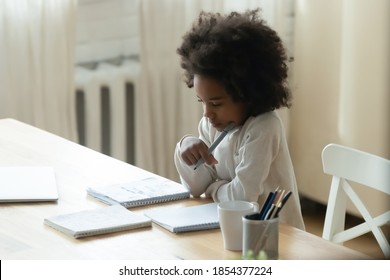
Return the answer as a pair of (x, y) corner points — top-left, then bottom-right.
(321, 143), (390, 258)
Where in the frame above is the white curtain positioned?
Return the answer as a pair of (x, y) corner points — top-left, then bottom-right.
(291, 0), (390, 215)
(0, 0), (78, 141)
(136, 0), (293, 181)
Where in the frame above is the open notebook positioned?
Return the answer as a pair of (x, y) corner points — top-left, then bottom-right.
(87, 177), (190, 208)
(0, 166), (58, 202)
(144, 202), (219, 233)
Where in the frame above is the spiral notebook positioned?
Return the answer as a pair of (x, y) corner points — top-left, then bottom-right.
(44, 205), (152, 238)
(87, 177), (190, 208)
(144, 202), (219, 233)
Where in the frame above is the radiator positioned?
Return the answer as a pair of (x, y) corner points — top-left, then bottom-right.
(74, 59), (139, 164)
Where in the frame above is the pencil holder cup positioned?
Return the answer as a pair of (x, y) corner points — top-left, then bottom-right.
(242, 214), (279, 260)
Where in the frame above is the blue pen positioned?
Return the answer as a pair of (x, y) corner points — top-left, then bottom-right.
(260, 190), (278, 220)
(258, 192), (274, 219)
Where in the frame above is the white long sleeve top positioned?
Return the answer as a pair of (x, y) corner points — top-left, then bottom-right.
(174, 111), (305, 230)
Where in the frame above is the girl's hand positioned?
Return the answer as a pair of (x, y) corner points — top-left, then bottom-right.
(180, 136), (218, 166)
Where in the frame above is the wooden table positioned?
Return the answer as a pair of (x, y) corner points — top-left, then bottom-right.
(0, 118), (371, 260)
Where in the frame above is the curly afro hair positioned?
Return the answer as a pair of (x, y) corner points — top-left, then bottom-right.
(177, 9), (292, 116)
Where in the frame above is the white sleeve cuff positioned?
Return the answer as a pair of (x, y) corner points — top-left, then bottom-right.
(205, 179), (229, 201)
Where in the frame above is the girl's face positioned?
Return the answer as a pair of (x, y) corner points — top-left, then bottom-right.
(194, 74), (248, 131)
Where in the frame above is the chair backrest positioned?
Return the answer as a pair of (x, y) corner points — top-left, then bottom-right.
(321, 143), (390, 259)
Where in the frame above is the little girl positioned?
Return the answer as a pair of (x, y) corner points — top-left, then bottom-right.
(174, 9), (305, 230)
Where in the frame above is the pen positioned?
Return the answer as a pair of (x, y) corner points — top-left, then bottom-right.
(258, 192), (274, 220)
(274, 191), (292, 218)
(259, 189), (278, 220)
(194, 122), (235, 170)
(265, 189), (285, 220)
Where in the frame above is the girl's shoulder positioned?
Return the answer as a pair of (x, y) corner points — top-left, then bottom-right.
(231, 111), (285, 149)
(234, 111), (285, 143)
(244, 111), (283, 131)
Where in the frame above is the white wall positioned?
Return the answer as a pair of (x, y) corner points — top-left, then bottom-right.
(291, 0), (390, 216)
(75, 0), (140, 64)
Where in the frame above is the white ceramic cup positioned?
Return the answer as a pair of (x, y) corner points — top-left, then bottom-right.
(217, 200), (259, 251)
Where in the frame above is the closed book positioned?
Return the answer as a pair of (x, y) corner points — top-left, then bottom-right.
(87, 177), (190, 208)
(44, 205), (151, 238)
(144, 202), (219, 233)
(0, 166), (58, 202)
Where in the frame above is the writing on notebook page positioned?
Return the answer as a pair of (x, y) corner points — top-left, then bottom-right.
(87, 177), (190, 207)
